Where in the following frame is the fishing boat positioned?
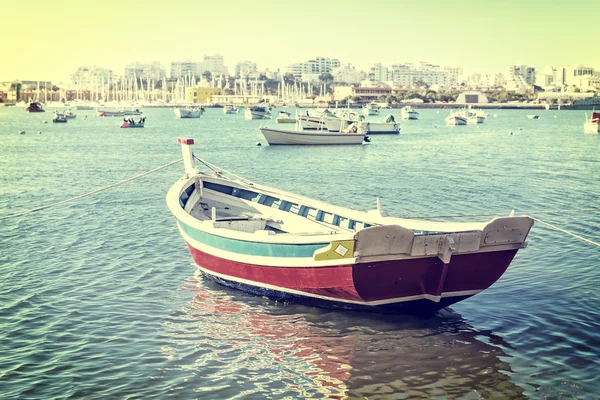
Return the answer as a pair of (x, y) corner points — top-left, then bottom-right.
(167, 138), (534, 314)
(584, 111), (600, 134)
(124, 108), (143, 116)
(276, 111), (296, 124)
(64, 110), (76, 119)
(358, 115), (400, 134)
(363, 101), (380, 116)
(120, 118), (145, 128)
(400, 106), (419, 120)
(223, 105), (240, 114)
(25, 102), (45, 112)
(527, 115), (540, 120)
(97, 108), (143, 117)
(445, 114), (467, 126)
(52, 112), (67, 123)
(245, 106), (272, 120)
(260, 125), (367, 145)
(455, 109), (485, 124)
(174, 106), (203, 119)
(97, 109), (125, 117)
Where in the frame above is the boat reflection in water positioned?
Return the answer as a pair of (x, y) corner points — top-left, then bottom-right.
(159, 274), (526, 399)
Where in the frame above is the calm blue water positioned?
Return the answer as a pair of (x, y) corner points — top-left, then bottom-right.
(1, 106), (599, 399)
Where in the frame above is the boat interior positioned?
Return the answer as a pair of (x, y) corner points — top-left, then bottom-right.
(180, 179), (372, 236)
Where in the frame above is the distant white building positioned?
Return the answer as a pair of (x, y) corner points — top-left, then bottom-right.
(509, 65), (536, 85)
(200, 54), (229, 76)
(332, 64), (364, 84)
(71, 66), (114, 87)
(285, 56), (341, 82)
(505, 65), (535, 92)
(235, 61), (258, 78)
(124, 62), (166, 81)
(170, 61), (204, 79)
(562, 65), (595, 88)
(390, 64), (449, 87)
(368, 63), (389, 82)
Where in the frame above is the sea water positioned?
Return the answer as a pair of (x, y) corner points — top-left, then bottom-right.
(1, 107), (599, 399)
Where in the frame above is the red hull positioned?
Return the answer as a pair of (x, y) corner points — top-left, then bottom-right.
(185, 243), (518, 309)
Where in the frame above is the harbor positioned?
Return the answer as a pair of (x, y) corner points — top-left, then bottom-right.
(1, 105), (599, 398)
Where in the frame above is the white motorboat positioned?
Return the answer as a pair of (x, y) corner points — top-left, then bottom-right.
(298, 109), (362, 132)
(527, 115), (540, 120)
(363, 101), (380, 116)
(445, 114), (468, 126)
(276, 111), (296, 124)
(223, 105), (240, 114)
(245, 106), (272, 120)
(400, 106), (419, 120)
(260, 126), (367, 145)
(584, 111), (600, 134)
(357, 115), (400, 134)
(174, 107), (203, 119)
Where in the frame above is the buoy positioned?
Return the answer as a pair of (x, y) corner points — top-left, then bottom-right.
(19, 131), (25, 135)
(43, 120), (48, 124)
(256, 142), (262, 146)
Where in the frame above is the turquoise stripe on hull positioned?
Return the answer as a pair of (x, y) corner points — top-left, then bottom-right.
(177, 220), (327, 258)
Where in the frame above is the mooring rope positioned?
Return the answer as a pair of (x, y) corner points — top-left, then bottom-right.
(403, 206), (600, 220)
(0, 159), (182, 221)
(531, 217), (600, 248)
(3, 156), (599, 248)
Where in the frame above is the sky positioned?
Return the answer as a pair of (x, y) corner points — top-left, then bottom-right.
(1, 0), (598, 83)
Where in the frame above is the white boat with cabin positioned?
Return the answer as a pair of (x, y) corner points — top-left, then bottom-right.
(445, 114), (468, 126)
(260, 125), (367, 145)
(245, 106), (272, 120)
(363, 101), (380, 116)
(174, 106), (203, 119)
(276, 111), (296, 124)
(584, 111), (600, 134)
(401, 106), (419, 120)
(223, 105), (240, 114)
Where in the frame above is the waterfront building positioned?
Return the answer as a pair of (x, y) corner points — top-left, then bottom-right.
(285, 56), (341, 82)
(332, 64), (364, 84)
(456, 91), (489, 104)
(185, 87), (223, 104)
(235, 61), (258, 78)
(333, 85), (391, 101)
(124, 62), (166, 81)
